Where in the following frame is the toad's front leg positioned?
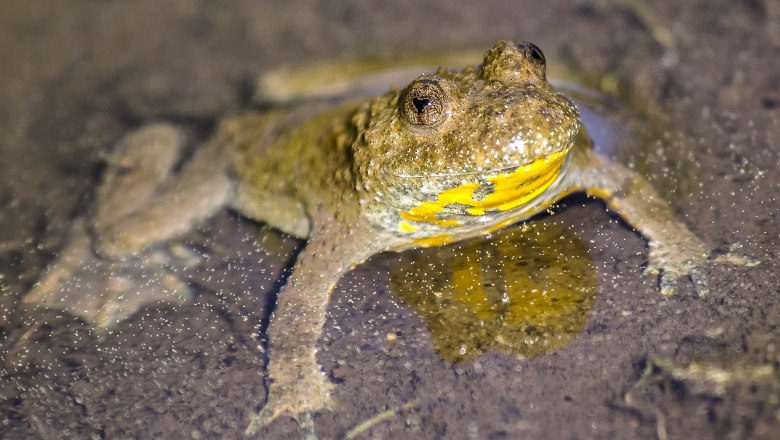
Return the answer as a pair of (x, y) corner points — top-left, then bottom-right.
(565, 147), (758, 296)
(246, 216), (384, 436)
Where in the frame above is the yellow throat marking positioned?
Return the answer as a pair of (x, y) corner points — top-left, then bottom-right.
(399, 150), (567, 231)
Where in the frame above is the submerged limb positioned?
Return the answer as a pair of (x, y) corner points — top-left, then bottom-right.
(95, 132), (233, 258)
(246, 216), (382, 436)
(26, 124), (227, 328)
(92, 123), (185, 230)
(603, 0), (679, 67)
(255, 50), (483, 105)
(23, 219), (195, 329)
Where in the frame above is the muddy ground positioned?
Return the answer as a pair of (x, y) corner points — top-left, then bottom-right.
(1, 0), (779, 439)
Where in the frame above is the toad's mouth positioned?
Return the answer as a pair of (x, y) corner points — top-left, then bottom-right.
(383, 136), (576, 180)
(396, 149), (568, 230)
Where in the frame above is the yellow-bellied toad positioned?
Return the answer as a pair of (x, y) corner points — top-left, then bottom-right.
(24, 41), (755, 435)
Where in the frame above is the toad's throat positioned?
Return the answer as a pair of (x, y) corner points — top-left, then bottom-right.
(398, 150), (567, 230)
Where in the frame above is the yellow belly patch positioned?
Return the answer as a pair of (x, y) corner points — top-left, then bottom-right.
(399, 151), (567, 231)
(413, 234), (455, 247)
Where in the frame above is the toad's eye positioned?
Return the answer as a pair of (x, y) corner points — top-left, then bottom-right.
(526, 43), (545, 65)
(401, 80), (449, 127)
(515, 42), (545, 67)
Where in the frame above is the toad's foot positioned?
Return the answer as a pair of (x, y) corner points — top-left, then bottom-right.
(245, 362), (335, 437)
(23, 219), (195, 329)
(644, 237), (759, 297)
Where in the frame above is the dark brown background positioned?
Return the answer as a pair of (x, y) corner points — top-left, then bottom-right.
(1, 1), (778, 438)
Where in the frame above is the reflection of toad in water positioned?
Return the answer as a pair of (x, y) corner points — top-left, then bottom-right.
(391, 221), (597, 362)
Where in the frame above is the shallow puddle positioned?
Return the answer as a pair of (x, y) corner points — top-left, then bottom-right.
(391, 221), (596, 362)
